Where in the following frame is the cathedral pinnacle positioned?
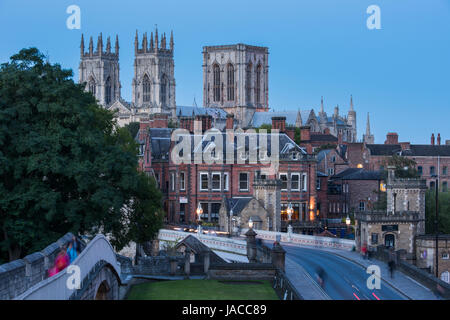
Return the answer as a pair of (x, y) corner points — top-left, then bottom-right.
(106, 36), (111, 54)
(80, 34), (84, 57)
(170, 30), (174, 51)
(115, 35), (119, 56)
(350, 94), (354, 111)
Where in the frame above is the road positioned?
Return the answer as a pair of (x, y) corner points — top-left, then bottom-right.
(282, 244), (406, 300)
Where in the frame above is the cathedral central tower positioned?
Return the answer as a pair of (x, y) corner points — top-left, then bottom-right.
(132, 29), (176, 118)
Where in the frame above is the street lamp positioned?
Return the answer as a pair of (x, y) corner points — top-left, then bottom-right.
(431, 174), (439, 278)
(345, 215), (351, 227)
(286, 202), (294, 234)
(248, 217), (254, 230)
(196, 203), (203, 235)
(228, 209), (233, 238)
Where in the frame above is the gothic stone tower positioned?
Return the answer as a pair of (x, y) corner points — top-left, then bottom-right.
(132, 29), (176, 118)
(79, 33), (121, 107)
(202, 44), (269, 128)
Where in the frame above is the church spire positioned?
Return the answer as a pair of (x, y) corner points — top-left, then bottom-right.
(134, 30), (138, 54)
(106, 36), (111, 54)
(89, 36), (93, 56)
(97, 33), (103, 55)
(80, 34), (85, 57)
(366, 112), (371, 136)
(115, 35), (119, 57)
(150, 32), (154, 51)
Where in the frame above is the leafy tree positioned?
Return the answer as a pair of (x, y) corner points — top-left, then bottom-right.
(380, 155), (419, 179)
(313, 144), (337, 154)
(124, 122), (140, 140)
(0, 48), (163, 262)
(425, 190), (450, 234)
(255, 123), (272, 133)
(293, 127), (301, 145)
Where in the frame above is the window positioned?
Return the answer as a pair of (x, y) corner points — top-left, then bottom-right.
(279, 173), (288, 191)
(331, 156), (336, 163)
(160, 74), (167, 105)
(327, 168), (334, 176)
(444, 167), (448, 175)
(430, 166), (436, 175)
(88, 78), (96, 95)
(213, 64), (220, 102)
(246, 62), (252, 103)
(359, 201), (366, 211)
(442, 253), (449, 260)
(371, 233), (379, 245)
(418, 166), (423, 175)
(291, 173), (300, 191)
(441, 271), (450, 284)
(301, 173), (307, 191)
(255, 64), (261, 104)
(170, 173), (175, 191)
(443, 181), (448, 192)
(239, 173), (249, 191)
(227, 64), (234, 101)
(105, 76), (112, 104)
(200, 173), (208, 191)
(430, 181), (435, 189)
(211, 173), (221, 191)
(316, 178), (321, 190)
(180, 172), (185, 191)
(211, 203), (221, 222)
(143, 74), (151, 102)
(155, 173), (160, 187)
(223, 173), (229, 191)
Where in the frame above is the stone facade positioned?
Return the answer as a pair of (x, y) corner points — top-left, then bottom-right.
(355, 167), (427, 259)
(203, 44), (269, 127)
(415, 235), (450, 283)
(79, 33), (121, 107)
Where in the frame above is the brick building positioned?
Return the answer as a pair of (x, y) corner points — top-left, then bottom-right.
(415, 235), (450, 283)
(137, 115), (320, 233)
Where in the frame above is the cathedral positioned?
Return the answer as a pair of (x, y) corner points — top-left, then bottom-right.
(78, 30), (361, 143)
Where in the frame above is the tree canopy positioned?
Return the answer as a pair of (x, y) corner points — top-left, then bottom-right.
(0, 48), (163, 262)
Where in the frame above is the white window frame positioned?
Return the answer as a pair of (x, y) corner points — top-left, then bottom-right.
(180, 172), (186, 191)
(170, 172), (175, 191)
(223, 172), (229, 191)
(301, 173), (307, 191)
(327, 168), (334, 176)
(239, 172), (249, 191)
(200, 172), (209, 191)
(279, 173), (288, 191)
(291, 173), (300, 191)
(211, 172), (221, 191)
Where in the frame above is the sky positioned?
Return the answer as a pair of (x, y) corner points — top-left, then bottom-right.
(0, 0), (449, 144)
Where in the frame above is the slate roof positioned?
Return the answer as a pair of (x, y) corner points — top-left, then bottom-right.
(310, 133), (338, 142)
(176, 235), (226, 264)
(176, 106), (228, 118)
(226, 197), (253, 215)
(149, 128), (173, 160)
(251, 111), (299, 127)
(316, 149), (333, 163)
(317, 171), (328, 177)
(330, 168), (382, 181)
(366, 144), (450, 157)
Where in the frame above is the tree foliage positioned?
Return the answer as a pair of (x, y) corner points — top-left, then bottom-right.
(380, 155), (419, 179)
(0, 48), (163, 262)
(124, 122), (140, 140)
(425, 190), (450, 235)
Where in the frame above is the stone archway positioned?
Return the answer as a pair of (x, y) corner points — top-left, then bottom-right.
(95, 280), (111, 300)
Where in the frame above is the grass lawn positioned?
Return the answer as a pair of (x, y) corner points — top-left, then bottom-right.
(127, 279), (279, 300)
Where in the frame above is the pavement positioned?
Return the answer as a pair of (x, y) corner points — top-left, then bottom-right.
(281, 243), (441, 300)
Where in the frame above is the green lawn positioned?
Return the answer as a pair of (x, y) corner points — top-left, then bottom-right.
(126, 279), (279, 300)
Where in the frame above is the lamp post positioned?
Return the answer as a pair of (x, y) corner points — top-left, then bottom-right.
(196, 203), (203, 235)
(431, 174), (439, 278)
(228, 209), (233, 238)
(286, 202), (293, 235)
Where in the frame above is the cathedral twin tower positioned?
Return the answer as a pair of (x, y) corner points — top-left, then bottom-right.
(79, 28), (176, 117)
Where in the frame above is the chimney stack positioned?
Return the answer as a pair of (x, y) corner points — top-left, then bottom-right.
(180, 116), (194, 133)
(431, 133), (435, 146)
(385, 132), (399, 145)
(226, 114), (234, 130)
(272, 116), (286, 133)
(437, 133), (441, 146)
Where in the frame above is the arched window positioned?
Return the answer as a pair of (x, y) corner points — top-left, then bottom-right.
(213, 64), (220, 102)
(160, 74), (168, 105)
(246, 62), (252, 103)
(227, 64), (234, 101)
(88, 77), (96, 95)
(255, 64), (261, 104)
(143, 75), (151, 102)
(105, 77), (111, 105)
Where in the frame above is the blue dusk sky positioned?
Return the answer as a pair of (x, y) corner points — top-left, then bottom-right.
(0, 0), (449, 144)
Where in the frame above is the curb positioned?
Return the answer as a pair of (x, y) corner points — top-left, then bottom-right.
(328, 251), (413, 300)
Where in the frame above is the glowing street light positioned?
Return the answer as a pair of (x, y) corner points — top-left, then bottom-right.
(248, 217), (254, 229)
(287, 202), (293, 222)
(196, 203), (203, 235)
(346, 215), (351, 226)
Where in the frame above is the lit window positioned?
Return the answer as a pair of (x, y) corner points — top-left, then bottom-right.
(357, 164), (363, 169)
